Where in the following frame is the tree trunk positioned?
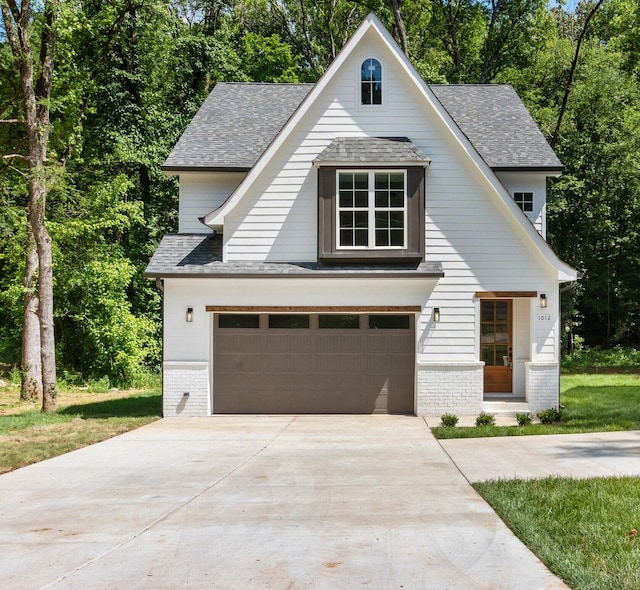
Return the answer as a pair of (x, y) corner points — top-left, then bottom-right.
(20, 225), (42, 402)
(29, 172), (57, 411)
(391, 0), (409, 56)
(2, 0), (59, 411)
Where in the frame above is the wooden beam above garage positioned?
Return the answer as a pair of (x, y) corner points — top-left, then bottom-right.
(205, 306), (422, 312)
(474, 291), (537, 299)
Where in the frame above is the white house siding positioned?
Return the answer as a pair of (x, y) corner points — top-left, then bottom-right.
(178, 172), (245, 234)
(495, 171), (548, 238)
(173, 32), (563, 415)
(161, 276), (437, 416)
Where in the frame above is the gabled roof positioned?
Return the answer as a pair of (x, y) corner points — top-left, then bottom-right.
(145, 234), (444, 278)
(163, 83), (313, 171)
(313, 137), (430, 165)
(163, 83), (560, 173)
(430, 85), (562, 171)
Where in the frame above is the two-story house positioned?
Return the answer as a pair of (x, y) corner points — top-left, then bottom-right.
(145, 13), (579, 418)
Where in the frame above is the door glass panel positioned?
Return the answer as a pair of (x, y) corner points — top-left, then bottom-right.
(496, 301), (509, 321)
(481, 346), (495, 366)
(481, 302), (495, 321)
(495, 323), (509, 344)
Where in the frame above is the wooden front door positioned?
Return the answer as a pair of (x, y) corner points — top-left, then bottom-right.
(481, 300), (513, 393)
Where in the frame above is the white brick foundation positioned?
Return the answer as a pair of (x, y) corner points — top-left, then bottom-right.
(163, 362), (210, 417)
(525, 362), (560, 413)
(416, 362), (484, 416)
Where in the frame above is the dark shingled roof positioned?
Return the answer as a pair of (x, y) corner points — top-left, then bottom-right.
(144, 234), (444, 278)
(163, 82), (561, 172)
(314, 137), (430, 164)
(163, 83), (314, 171)
(430, 85), (562, 171)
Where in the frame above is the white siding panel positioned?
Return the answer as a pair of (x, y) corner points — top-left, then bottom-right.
(179, 172), (245, 233)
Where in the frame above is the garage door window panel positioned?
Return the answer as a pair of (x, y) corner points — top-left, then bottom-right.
(218, 314), (260, 329)
(318, 314), (360, 329)
(369, 315), (411, 329)
(268, 314), (310, 329)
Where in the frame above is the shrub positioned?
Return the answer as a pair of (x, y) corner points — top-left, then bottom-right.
(516, 412), (532, 426)
(475, 412), (495, 427)
(440, 413), (459, 427)
(537, 407), (563, 424)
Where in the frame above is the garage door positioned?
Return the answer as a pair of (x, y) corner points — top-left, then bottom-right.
(213, 313), (415, 414)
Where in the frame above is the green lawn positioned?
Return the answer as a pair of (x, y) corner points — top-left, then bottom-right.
(433, 373), (640, 438)
(0, 389), (161, 473)
(475, 477), (640, 590)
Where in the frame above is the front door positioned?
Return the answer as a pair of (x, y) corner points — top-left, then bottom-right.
(481, 300), (513, 393)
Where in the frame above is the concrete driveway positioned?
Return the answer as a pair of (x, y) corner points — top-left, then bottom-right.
(0, 416), (567, 589)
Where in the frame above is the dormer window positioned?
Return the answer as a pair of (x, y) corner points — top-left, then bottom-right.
(361, 58), (382, 105)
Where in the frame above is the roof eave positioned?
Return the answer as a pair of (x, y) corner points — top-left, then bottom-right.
(161, 165), (252, 174)
(144, 270), (445, 280)
(491, 166), (564, 174)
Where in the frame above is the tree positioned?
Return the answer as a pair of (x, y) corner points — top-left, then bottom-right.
(2, 0), (59, 410)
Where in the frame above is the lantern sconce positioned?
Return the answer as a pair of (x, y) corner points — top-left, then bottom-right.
(186, 307), (194, 322)
(539, 294), (547, 309)
(433, 307), (441, 323)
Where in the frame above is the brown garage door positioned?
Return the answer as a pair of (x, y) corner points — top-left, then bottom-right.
(213, 313), (415, 414)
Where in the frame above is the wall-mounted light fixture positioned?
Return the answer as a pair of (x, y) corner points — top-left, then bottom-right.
(186, 307), (193, 322)
(433, 307), (440, 322)
(539, 294), (547, 309)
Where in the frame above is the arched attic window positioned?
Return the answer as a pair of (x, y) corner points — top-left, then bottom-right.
(361, 58), (382, 105)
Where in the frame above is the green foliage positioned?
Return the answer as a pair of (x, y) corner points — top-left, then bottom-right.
(475, 411), (496, 426)
(440, 413), (459, 427)
(537, 407), (563, 424)
(563, 346), (640, 371)
(516, 412), (532, 426)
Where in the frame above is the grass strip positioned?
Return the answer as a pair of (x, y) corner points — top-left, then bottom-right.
(0, 391), (161, 474)
(475, 476), (640, 590)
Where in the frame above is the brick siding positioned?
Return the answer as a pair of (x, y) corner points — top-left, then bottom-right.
(163, 362), (210, 416)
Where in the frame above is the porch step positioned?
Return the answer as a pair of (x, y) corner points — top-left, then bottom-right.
(482, 400), (531, 416)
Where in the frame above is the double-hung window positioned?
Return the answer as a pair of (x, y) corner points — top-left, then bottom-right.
(337, 170), (406, 249)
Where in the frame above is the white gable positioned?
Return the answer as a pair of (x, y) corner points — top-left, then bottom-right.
(202, 13), (576, 282)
